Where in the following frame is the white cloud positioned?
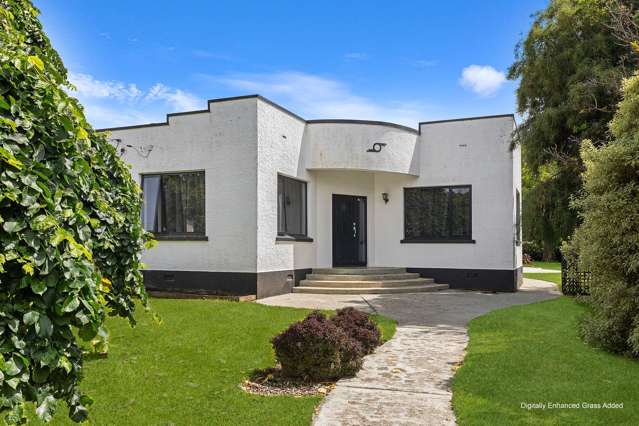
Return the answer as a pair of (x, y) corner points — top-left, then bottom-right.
(459, 65), (506, 97)
(68, 71), (442, 129)
(144, 83), (201, 111)
(67, 73), (202, 128)
(70, 73), (142, 101)
(207, 71), (435, 126)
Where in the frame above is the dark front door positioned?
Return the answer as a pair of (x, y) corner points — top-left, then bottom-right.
(332, 194), (367, 267)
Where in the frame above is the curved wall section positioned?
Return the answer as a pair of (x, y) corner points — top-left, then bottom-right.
(303, 121), (420, 176)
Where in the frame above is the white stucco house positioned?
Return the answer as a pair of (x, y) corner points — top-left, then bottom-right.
(99, 95), (522, 298)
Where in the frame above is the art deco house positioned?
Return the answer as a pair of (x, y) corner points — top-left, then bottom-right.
(100, 95), (522, 298)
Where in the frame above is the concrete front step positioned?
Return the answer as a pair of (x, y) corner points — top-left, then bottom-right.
(300, 278), (434, 288)
(292, 283), (449, 295)
(312, 267), (406, 275)
(306, 272), (421, 281)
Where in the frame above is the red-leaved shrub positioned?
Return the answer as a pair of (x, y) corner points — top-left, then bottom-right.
(336, 334), (365, 377)
(331, 307), (381, 354)
(272, 308), (382, 381)
(272, 311), (362, 381)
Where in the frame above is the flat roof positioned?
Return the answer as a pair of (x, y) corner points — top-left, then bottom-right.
(419, 114), (516, 126)
(95, 94), (513, 133)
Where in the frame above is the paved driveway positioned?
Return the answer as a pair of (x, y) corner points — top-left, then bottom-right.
(258, 278), (560, 425)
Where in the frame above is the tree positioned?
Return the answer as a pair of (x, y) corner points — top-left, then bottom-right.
(570, 73), (639, 355)
(0, 1), (152, 423)
(607, 0), (639, 62)
(509, 0), (634, 259)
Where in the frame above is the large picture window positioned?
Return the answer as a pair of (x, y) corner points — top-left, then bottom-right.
(142, 171), (205, 237)
(277, 174), (307, 238)
(402, 185), (472, 243)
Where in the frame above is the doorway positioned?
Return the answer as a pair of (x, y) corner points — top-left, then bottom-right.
(332, 194), (367, 267)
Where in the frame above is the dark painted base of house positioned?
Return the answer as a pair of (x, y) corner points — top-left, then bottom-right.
(256, 269), (312, 298)
(143, 266), (522, 297)
(407, 267), (523, 292)
(142, 269), (312, 299)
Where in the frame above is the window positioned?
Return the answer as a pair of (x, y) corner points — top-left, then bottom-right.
(402, 185), (472, 242)
(277, 175), (307, 237)
(515, 189), (521, 244)
(141, 171), (205, 237)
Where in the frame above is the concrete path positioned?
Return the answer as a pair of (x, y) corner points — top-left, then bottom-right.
(258, 278), (560, 425)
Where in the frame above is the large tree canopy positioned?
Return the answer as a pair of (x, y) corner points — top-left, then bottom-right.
(509, 0), (635, 259)
(0, 1), (151, 423)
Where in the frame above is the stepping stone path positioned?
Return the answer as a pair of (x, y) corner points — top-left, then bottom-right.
(258, 278), (559, 425)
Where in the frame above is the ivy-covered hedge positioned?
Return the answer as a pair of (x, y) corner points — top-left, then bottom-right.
(0, 1), (152, 423)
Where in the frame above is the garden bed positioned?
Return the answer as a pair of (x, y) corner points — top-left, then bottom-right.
(242, 367), (335, 397)
(239, 307), (394, 399)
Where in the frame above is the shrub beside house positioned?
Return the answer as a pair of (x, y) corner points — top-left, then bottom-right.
(272, 308), (382, 381)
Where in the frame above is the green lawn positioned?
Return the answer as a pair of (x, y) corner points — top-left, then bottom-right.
(452, 297), (639, 425)
(524, 261), (561, 290)
(371, 314), (397, 342)
(528, 261), (561, 271)
(524, 272), (561, 287)
(28, 299), (396, 425)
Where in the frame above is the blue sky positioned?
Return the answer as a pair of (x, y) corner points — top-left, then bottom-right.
(35, 0), (547, 129)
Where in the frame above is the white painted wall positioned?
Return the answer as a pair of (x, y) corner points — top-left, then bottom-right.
(304, 122), (419, 175)
(256, 99), (315, 273)
(372, 116), (517, 270)
(108, 95), (519, 277)
(108, 98), (259, 272)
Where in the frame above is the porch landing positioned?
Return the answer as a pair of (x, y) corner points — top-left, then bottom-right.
(294, 267), (448, 295)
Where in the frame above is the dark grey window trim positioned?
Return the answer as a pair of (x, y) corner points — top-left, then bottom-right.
(276, 235), (314, 243)
(402, 184), (473, 243)
(141, 170), (207, 238)
(277, 174), (309, 239)
(154, 234), (209, 241)
(141, 169), (206, 176)
(400, 239), (475, 244)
